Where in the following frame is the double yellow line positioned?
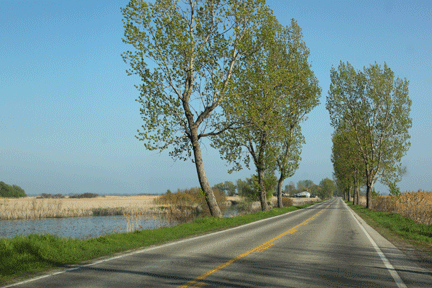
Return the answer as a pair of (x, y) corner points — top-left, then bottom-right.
(178, 203), (331, 288)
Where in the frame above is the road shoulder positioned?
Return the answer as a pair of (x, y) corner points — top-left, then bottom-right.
(343, 200), (432, 286)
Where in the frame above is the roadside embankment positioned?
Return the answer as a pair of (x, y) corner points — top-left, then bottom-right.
(0, 200), (322, 285)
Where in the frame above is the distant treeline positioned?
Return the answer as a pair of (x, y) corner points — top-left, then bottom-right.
(37, 193), (65, 199)
(69, 193), (99, 199)
(0, 181), (27, 198)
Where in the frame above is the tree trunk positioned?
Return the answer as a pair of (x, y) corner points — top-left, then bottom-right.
(258, 169), (269, 211)
(348, 186), (352, 204)
(354, 185), (360, 205)
(190, 130), (222, 218)
(366, 176), (374, 209)
(277, 174), (284, 208)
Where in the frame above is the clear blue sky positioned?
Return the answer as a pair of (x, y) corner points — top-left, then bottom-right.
(1, 0), (431, 196)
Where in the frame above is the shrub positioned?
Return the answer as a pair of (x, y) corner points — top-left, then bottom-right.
(37, 193), (65, 199)
(69, 193), (99, 199)
(156, 187), (227, 219)
(282, 197), (293, 207)
(0, 182), (26, 198)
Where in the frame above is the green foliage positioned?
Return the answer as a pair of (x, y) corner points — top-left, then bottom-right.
(213, 181), (236, 196)
(284, 181), (296, 195)
(69, 193), (99, 199)
(156, 187), (226, 216)
(236, 174), (276, 201)
(310, 184), (321, 197)
(121, 0), (275, 217)
(327, 61), (412, 208)
(318, 178), (335, 199)
(121, 0), (274, 160)
(0, 182), (26, 198)
(371, 189), (381, 198)
(37, 193), (65, 199)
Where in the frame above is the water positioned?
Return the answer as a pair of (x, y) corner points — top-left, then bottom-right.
(0, 205), (240, 240)
(0, 215), (176, 240)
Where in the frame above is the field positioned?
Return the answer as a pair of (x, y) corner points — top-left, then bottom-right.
(354, 190), (432, 225)
(0, 195), (160, 220)
(0, 195), (321, 221)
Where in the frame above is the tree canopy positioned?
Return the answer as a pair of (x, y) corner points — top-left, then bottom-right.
(213, 19), (320, 210)
(122, 0), (275, 217)
(0, 182), (27, 198)
(327, 61), (412, 208)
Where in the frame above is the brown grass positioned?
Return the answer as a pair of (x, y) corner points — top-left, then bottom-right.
(155, 187), (227, 221)
(372, 190), (432, 225)
(0, 195), (161, 220)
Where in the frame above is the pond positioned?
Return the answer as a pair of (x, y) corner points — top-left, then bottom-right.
(0, 205), (239, 239)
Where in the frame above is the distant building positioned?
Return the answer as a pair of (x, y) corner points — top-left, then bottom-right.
(294, 191), (310, 198)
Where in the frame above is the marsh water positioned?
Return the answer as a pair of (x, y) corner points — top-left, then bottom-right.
(0, 205), (239, 239)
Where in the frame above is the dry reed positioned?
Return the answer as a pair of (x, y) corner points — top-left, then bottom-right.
(372, 190), (432, 225)
(0, 195), (163, 220)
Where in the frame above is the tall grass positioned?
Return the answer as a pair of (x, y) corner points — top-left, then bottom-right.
(155, 187), (227, 221)
(372, 190), (432, 225)
(0, 196), (161, 220)
(346, 200), (432, 244)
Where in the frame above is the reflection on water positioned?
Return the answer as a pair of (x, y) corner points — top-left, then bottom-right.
(0, 205), (239, 240)
(0, 215), (177, 239)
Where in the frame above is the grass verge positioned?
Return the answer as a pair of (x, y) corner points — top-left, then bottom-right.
(0, 201), (320, 285)
(345, 200), (432, 244)
(345, 199), (432, 274)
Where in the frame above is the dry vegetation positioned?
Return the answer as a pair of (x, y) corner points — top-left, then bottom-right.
(155, 187), (227, 221)
(373, 190), (432, 225)
(353, 190), (432, 225)
(0, 195), (161, 220)
(0, 192), (321, 221)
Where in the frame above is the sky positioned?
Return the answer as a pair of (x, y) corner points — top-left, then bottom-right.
(1, 0), (431, 196)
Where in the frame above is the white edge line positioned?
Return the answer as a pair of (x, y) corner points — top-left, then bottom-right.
(343, 200), (407, 288)
(3, 200), (327, 288)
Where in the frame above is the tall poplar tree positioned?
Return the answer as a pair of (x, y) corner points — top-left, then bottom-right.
(121, 0), (274, 217)
(213, 19), (320, 210)
(327, 61), (412, 209)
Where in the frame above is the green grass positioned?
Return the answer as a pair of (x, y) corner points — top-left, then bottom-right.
(0, 201), (320, 284)
(345, 200), (432, 244)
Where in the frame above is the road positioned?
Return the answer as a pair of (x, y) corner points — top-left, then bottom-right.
(5, 198), (432, 287)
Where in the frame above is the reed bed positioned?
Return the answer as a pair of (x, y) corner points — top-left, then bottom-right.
(0, 195), (162, 220)
(372, 190), (432, 225)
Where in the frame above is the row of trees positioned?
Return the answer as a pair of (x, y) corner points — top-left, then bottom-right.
(122, 0), (320, 216)
(327, 62), (412, 209)
(213, 177), (336, 200)
(0, 181), (27, 198)
(284, 178), (336, 199)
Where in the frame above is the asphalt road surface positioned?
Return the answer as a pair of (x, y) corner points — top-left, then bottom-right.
(5, 198), (432, 287)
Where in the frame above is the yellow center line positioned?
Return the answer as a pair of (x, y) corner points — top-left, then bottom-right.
(190, 282), (207, 288)
(178, 204), (330, 288)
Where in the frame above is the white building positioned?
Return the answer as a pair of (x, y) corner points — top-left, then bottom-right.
(294, 191), (311, 198)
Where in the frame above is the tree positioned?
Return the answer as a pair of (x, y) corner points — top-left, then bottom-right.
(275, 126), (304, 207)
(310, 184), (321, 197)
(213, 181), (236, 196)
(213, 18), (286, 211)
(331, 125), (365, 205)
(296, 180), (314, 192)
(327, 61), (412, 208)
(284, 181), (296, 195)
(122, 0), (273, 217)
(318, 178), (335, 199)
(271, 20), (320, 208)
(214, 19), (320, 211)
(0, 181), (26, 198)
(237, 174), (276, 201)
